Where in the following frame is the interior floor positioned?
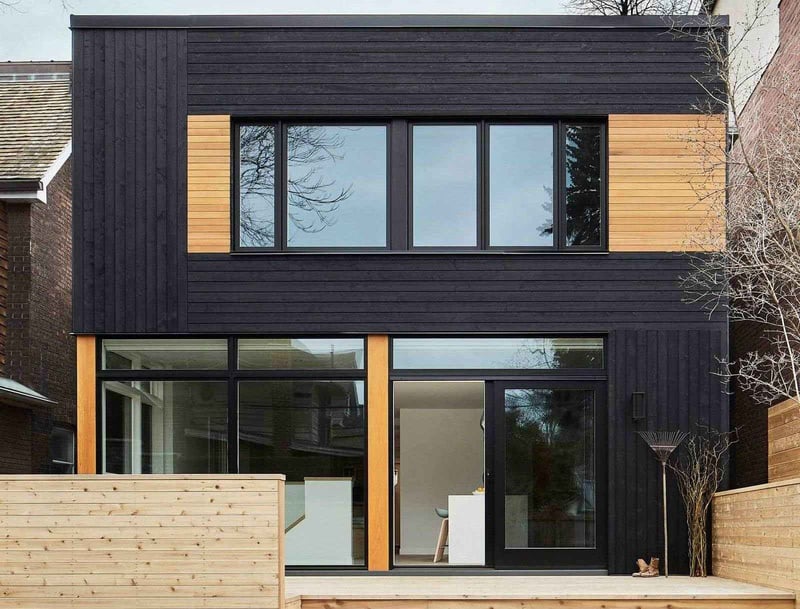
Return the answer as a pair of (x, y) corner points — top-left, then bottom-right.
(394, 553), (449, 567)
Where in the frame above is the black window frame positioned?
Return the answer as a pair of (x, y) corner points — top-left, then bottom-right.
(233, 120), (392, 253)
(95, 334), (370, 571)
(409, 121), (482, 251)
(233, 118), (607, 253)
(558, 121), (608, 252)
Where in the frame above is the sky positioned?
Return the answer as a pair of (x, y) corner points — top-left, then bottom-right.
(0, 0), (566, 62)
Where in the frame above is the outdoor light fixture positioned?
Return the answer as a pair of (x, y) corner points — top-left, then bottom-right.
(631, 392), (646, 421)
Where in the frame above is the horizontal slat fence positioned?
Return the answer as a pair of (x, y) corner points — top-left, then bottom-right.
(712, 478), (800, 595)
(769, 399), (800, 482)
(0, 474), (285, 609)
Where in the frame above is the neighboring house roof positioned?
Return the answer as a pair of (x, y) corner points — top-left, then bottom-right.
(0, 79), (71, 184)
(0, 377), (56, 409)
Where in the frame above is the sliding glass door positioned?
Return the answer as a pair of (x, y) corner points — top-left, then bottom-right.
(490, 381), (606, 569)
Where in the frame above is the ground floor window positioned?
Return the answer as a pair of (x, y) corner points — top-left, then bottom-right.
(98, 337), (366, 567)
(102, 380), (228, 474)
(96, 335), (604, 570)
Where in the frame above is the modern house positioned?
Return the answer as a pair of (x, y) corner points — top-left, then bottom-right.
(71, 14), (729, 575)
(0, 61), (75, 474)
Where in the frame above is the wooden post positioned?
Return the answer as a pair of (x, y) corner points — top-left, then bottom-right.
(76, 335), (97, 474)
(367, 335), (390, 571)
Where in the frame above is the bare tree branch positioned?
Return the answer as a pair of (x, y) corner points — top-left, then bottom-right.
(674, 1), (800, 406)
(562, 0), (697, 16)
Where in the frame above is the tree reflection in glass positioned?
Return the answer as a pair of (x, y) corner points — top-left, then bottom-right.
(504, 388), (595, 549)
(287, 126), (386, 248)
(239, 124), (276, 248)
(238, 125), (387, 248)
(565, 124), (602, 247)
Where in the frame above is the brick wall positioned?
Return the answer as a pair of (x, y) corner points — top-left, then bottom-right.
(0, 405), (31, 473)
(729, 0), (800, 488)
(0, 158), (75, 474)
(0, 201), (6, 372)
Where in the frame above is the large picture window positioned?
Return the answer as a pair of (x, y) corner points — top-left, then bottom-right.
(412, 125), (478, 248)
(236, 122), (388, 251)
(235, 119), (605, 252)
(98, 337), (367, 568)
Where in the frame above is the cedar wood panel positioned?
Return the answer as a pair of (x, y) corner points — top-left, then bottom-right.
(0, 475), (285, 609)
(71, 21), (728, 575)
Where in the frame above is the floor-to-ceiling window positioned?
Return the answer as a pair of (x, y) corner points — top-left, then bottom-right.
(391, 336), (606, 570)
(98, 337), (366, 567)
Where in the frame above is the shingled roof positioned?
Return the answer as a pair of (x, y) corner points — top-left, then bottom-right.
(0, 79), (71, 181)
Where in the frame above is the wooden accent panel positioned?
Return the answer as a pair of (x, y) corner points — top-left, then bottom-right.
(608, 114), (726, 252)
(76, 336), (96, 474)
(713, 478), (800, 595)
(0, 474), (285, 609)
(769, 398), (800, 482)
(366, 335), (389, 571)
(188, 114), (230, 253)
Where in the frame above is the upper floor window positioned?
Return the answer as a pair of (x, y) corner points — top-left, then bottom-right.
(237, 122), (388, 250)
(235, 119), (604, 252)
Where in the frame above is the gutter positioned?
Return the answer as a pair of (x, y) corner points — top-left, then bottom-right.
(0, 140), (71, 204)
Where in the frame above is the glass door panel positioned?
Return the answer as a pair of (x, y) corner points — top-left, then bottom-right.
(492, 381), (606, 569)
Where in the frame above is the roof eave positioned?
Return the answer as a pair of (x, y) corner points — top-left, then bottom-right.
(70, 13), (729, 30)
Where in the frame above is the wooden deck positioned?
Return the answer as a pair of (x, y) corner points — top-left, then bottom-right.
(286, 575), (796, 609)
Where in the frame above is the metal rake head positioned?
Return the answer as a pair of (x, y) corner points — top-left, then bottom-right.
(638, 430), (689, 463)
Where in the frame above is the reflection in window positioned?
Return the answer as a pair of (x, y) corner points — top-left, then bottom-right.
(490, 125), (554, 247)
(49, 427), (75, 474)
(565, 124), (602, 247)
(239, 380), (365, 566)
(286, 125), (387, 248)
(238, 338), (364, 370)
(239, 124), (276, 248)
(392, 337), (604, 370)
(102, 381), (228, 474)
(504, 388), (595, 549)
(102, 339), (228, 370)
(413, 125), (478, 247)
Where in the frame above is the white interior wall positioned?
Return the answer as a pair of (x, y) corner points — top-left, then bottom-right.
(395, 381), (484, 556)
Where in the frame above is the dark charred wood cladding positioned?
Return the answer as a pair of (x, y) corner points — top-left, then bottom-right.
(72, 28), (188, 333)
(185, 253), (724, 334)
(184, 28), (722, 116)
(71, 18), (729, 574)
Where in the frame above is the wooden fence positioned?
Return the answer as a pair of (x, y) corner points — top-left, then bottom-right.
(769, 398), (800, 482)
(712, 477), (800, 595)
(0, 474), (285, 609)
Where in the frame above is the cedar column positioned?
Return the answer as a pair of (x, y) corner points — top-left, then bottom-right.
(366, 334), (390, 570)
(76, 335), (97, 474)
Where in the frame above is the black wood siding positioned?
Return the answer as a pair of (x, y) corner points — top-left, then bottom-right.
(72, 28), (187, 333)
(72, 20), (728, 574)
(186, 28), (720, 116)
(608, 327), (728, 575)
(186, 253), (722, 333)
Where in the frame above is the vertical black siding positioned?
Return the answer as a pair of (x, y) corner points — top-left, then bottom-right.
(608, 327), (727, 575)
(72, 28), (187, 333)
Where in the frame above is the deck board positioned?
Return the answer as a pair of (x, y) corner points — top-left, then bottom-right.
(286, 575), (795, 609)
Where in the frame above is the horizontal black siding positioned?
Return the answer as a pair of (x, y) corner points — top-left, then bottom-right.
(73, 28), (188, 333)
(186, 28), (721, 115)
(186, 253), (724, 333)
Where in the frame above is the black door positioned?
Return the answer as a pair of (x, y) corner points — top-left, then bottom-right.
(489, 380), (606, 569)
